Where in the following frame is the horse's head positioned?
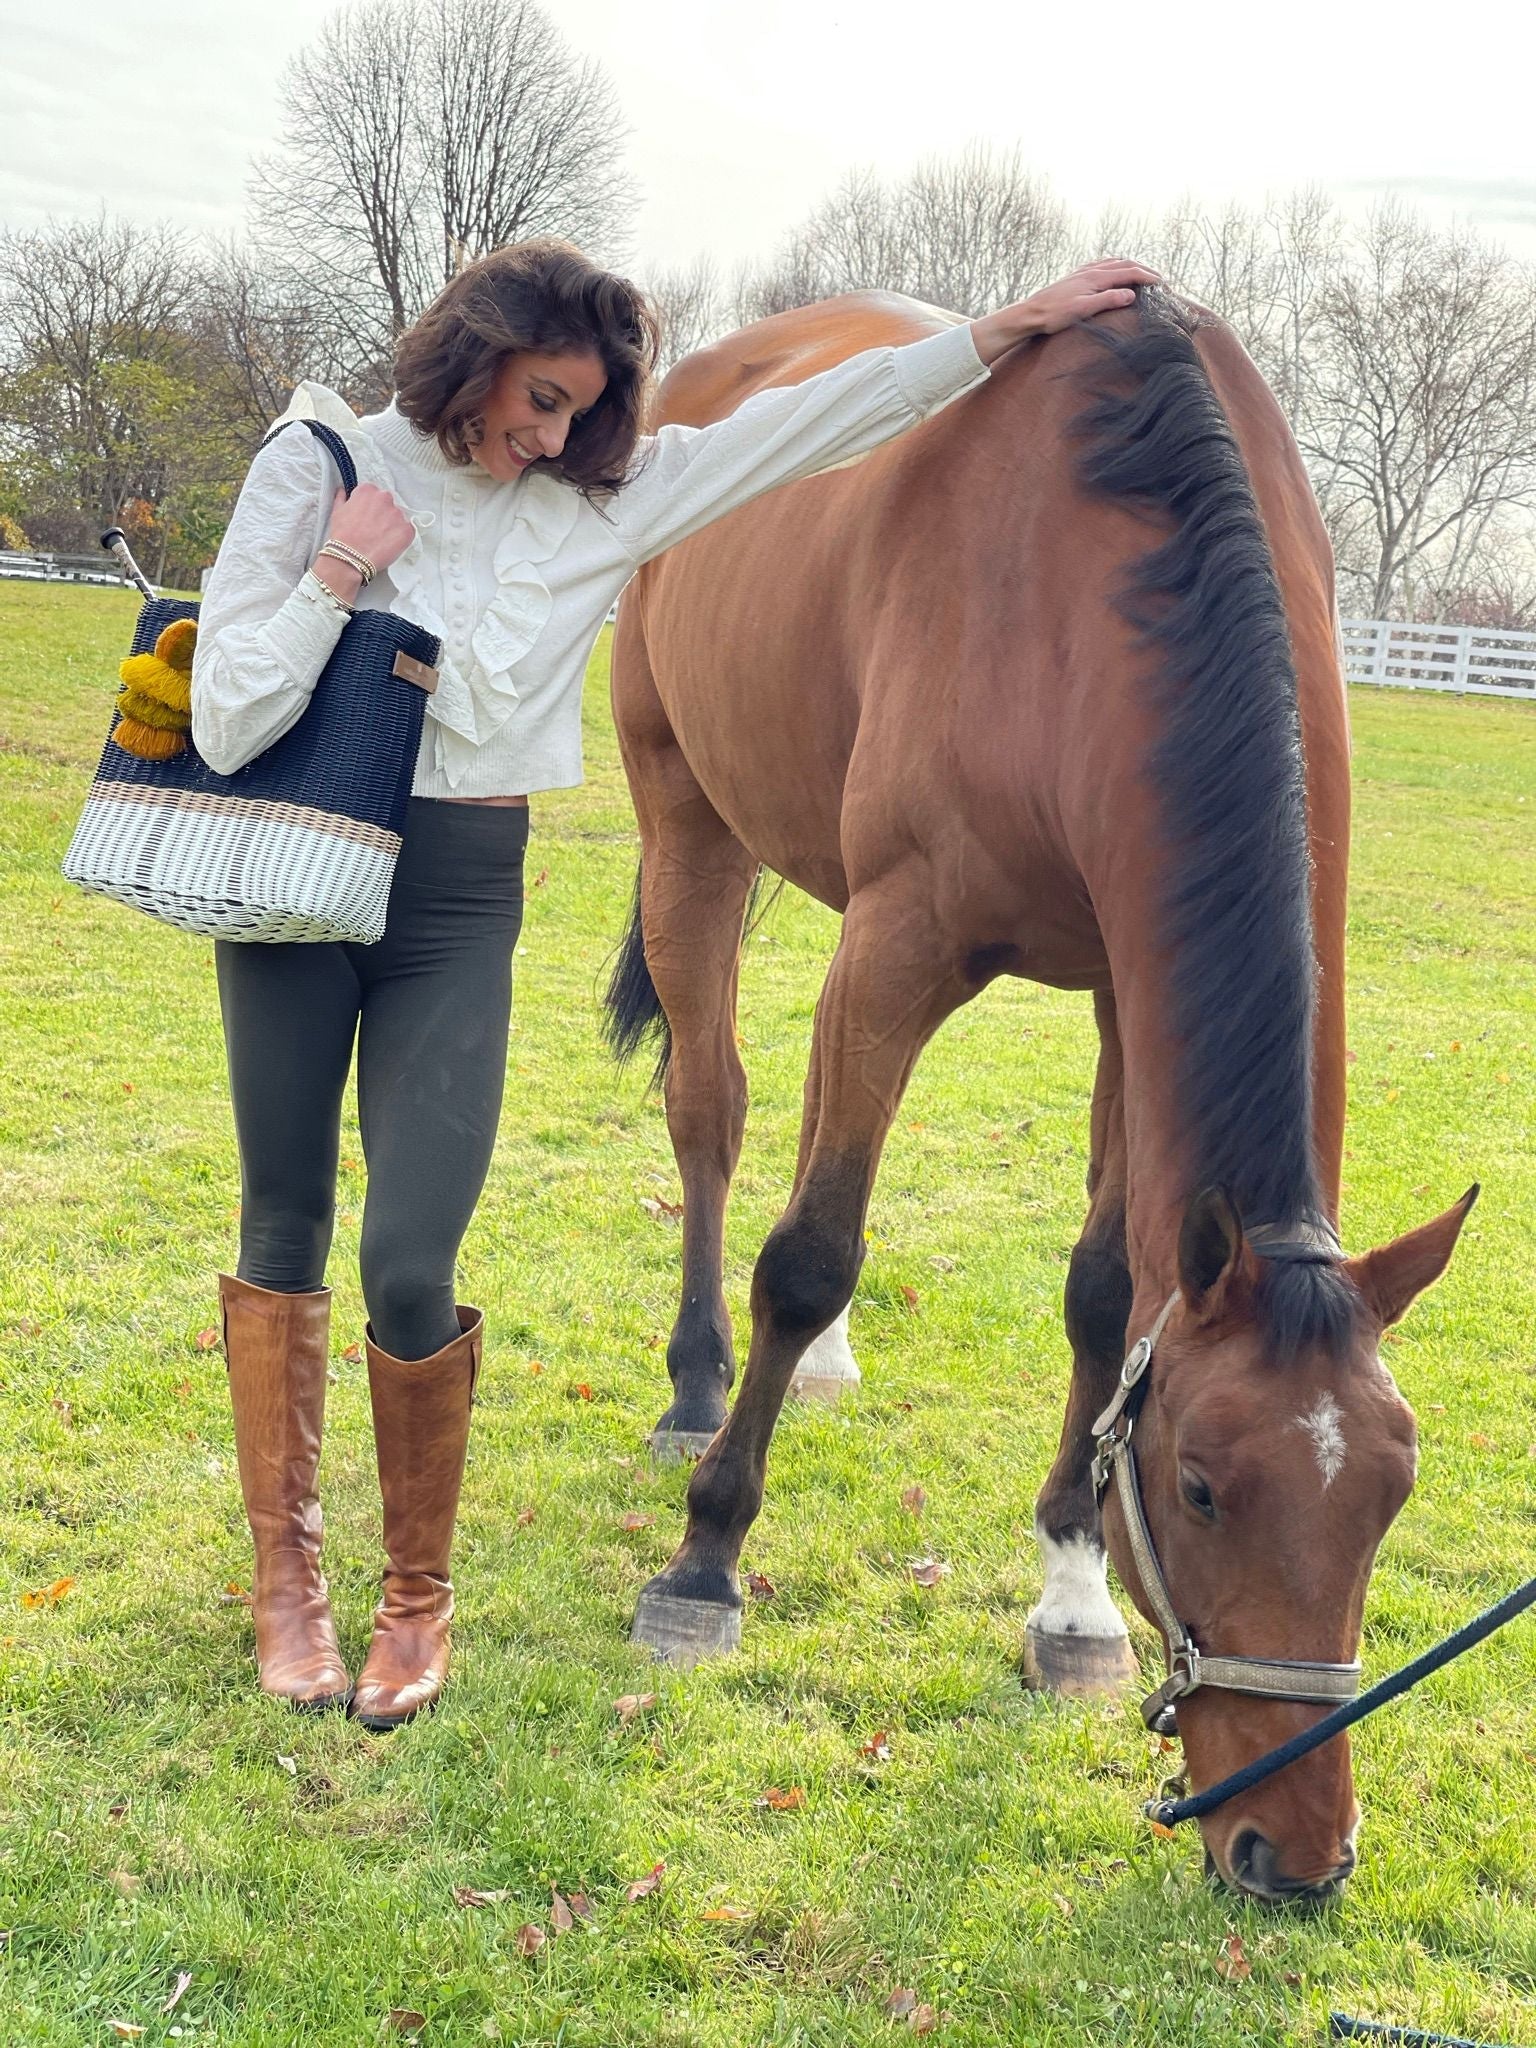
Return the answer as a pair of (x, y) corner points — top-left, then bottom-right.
(1102, 1184), (1476, 1902)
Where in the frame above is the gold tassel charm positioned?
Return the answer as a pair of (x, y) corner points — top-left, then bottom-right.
(110, 617), (199, 760)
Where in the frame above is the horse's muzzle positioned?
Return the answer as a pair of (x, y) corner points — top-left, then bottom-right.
(1220, 1826), (1357, 1905)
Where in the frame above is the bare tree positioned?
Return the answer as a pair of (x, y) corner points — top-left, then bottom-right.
(738, 148), (1072, 321)
(645, 255), (727, 377)
(250, 0), (635, 392)
(1302, 204), (1536, 616)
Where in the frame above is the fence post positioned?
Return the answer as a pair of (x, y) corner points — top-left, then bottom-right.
(1450, 625), (1471, 695)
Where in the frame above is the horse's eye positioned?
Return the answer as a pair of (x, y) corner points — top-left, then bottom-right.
(1181, 1471), (1217, 1520)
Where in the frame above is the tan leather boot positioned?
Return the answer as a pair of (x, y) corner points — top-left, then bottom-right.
(350, 1306), (482, 1731)
(219, 1274), (351, 1711)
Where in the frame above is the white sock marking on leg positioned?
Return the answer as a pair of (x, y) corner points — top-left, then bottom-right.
(1027, 1526), (1128, 1640)
(795, 1304), (860, 1386)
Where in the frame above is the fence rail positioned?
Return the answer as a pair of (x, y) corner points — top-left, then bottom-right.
(1341, 617), (1536, 699)
(0, 549), (125, 589)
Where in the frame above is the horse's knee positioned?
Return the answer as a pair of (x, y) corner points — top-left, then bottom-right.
(752, 1208), (863, 1338)
(1064, 1224), (1132, 1367)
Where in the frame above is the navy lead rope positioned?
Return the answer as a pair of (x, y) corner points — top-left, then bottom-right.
(1146, 1574), (1536, 1828)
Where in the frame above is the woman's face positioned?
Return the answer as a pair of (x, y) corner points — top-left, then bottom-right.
(469, 347), (609, 482)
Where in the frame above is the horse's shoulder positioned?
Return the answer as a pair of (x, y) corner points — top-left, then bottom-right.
(655, 292), (965, 427)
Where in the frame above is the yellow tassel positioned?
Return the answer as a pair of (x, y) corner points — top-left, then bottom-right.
(117, 685), (191, 731)
(119, 651), (192, 718)
(112, 715), (187, 761)
(154, 617), (198, 671)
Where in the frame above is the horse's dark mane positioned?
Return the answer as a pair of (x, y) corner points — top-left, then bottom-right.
(1075, 291), (1356, 1359)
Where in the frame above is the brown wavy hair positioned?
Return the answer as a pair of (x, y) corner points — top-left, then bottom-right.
(393, 239), (660, 497)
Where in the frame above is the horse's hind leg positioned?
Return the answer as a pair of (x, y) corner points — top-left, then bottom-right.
(1024, 988), (1140, 1697)
(632, 871), (965, 1662)
(615, 634), (759, 1458)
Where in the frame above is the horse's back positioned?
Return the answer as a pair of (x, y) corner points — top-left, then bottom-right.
(653, 293), (967, 429)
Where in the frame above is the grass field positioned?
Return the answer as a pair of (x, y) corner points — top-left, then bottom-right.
(1, 578), (1533, 2048)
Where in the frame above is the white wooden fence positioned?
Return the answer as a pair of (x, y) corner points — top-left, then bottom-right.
(1341, 618), (1536, 700)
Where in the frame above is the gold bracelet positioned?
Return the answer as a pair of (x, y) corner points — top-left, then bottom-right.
(317, 539), (377, 585)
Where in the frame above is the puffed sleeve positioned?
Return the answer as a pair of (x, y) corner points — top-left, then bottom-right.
(190, 427), (351, 774)
(612, 321), (989, 567)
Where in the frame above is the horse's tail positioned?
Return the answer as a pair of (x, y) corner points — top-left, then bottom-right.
(603, 862), (777, 1087)
(604, 863), (672, 1084)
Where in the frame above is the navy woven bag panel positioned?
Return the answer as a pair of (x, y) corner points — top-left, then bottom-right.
(97, 606), (439, 834)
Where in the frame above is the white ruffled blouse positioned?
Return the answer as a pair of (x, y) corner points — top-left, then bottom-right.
(190, 319), (991, 798)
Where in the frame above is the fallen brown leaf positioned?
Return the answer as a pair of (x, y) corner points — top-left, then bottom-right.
(900, 1484), (926, 1516)
(1148, 1820), (1177, 1840)
(701, 1902), (753, 1921)
(219, 1582), (251, 1605)
(106, 2026), (145, 2041)
(613, 1692), (658, 1725)
(884, 1988), (918, 2020)
(385, 2012), (426, 2034)
(859, 1731), (892, 1761)
(550, 1889), (574, 1934)
(1215, 1933), (1251, 1981)
(911, 2006), (939, 2036)
(49, 1397), (73, 1427)
(194, 1327), (219, 1350)
(528, 1359), (545, 1375)
(899, 1284), (920, 1311)
(162, 1972), (192, 2016)
(341, 1342), (362, 1365)
(639, 1196), (684, 1222)
(757, 1785), (806, 1811)
(908, 1558), (949, 1588)
(107, 1800), (129, 1821)
(452, 1886), (510, 1909)
(568, 1891), (592, 1919)
(625, 1860), (665, 1902)
(1051, 1891), (1074, 1919)
(531, 867), (549, 888)
(573, 1383), (593, 1401)
(21, 1577), (75, 1611)
(745, 1570), (776, 1600)
(1283, 1971), (1303, 1988)
(1469, 1432), (1493, 1451)
(618, 1511), (655, 1532)
(515, 1923), (546, 1956)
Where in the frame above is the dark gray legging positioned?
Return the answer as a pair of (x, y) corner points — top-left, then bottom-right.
(216, 799), (529, 1360)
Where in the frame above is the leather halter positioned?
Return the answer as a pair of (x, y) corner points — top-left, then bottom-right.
(1091, 1232), (1361, 1737)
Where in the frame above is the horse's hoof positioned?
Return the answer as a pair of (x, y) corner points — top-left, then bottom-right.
(632, 1586), (743, 1666)
(647, 1425), (719, 1465)
(788, 1363), (861, 1404)
(1021, 1625), (1139, 1699)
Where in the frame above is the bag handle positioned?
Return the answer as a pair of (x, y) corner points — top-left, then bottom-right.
(258, 417), (360, 498)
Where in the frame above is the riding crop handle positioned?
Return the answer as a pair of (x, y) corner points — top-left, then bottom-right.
(1146, 1573), (1536, 1827)
(100, 528), (157, 602)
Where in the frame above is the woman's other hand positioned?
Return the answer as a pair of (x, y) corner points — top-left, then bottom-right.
(969, 260), (1162, 364)
(312, 485), (417, 604)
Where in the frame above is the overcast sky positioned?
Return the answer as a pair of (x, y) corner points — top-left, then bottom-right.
(3, 0), (1533, 275)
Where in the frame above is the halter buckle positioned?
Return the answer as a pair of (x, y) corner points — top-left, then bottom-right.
(1141, 1641), (1202, 1733)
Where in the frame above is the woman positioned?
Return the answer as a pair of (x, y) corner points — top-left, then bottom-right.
(193, 239), (1157, 1729)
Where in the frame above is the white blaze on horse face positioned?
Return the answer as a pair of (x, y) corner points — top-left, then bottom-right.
(1028, 1526), (1129, 1641)
(1297, 1390), (1347, 1487)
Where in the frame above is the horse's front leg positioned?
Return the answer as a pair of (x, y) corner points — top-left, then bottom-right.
(632, 874), (965, 1662)
(1025, 988), (1141, 1697)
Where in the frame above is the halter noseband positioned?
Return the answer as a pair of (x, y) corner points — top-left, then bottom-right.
(1090, 1227), (1362, 1737)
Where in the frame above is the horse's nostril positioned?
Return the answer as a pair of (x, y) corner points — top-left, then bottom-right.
(1228, 1828), (1267, 1886)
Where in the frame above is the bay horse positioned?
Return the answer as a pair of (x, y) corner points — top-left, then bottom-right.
(603, 288), (1473, 1900)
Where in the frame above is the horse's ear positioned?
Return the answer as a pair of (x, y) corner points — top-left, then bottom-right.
(1346, 1184), (1478, 1331)
(1178, 1186), (1245, 1320)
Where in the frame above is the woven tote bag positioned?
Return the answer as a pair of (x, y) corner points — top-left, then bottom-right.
(63, 420), (441, 944)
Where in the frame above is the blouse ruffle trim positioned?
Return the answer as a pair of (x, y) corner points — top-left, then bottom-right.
(271, 382), (581, 791)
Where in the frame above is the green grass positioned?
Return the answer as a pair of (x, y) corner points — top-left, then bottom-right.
(1, 577), (1533, 2047)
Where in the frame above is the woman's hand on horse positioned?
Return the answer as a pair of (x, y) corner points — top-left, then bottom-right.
(970, 260), (1162, 362)
(312, 485), (417, 603)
